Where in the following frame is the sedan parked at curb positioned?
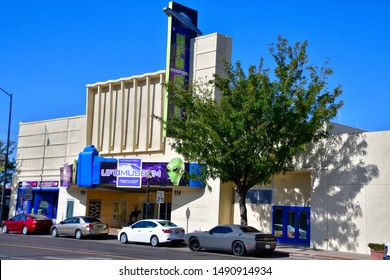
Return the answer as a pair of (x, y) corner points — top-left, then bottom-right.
(1, 213), (53, 235)
(184, 224), (277, 256)
(118, 219), (185, 247)
(50, 216), (109, 239)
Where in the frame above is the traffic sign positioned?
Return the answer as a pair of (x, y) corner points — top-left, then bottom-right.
(156, 191), (164, 204)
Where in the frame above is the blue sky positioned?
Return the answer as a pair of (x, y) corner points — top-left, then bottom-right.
(1, 0), (389, 148)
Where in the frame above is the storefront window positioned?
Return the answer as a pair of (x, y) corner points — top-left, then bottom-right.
(113, 201), (127, 222)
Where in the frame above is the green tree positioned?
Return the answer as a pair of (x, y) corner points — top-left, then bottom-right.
(0, 140), (16, 187)
(163, 36), (343, 225)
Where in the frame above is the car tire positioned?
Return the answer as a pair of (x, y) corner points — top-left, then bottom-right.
(150, 235), (159, 247)
(232, 241), (246, 256)
(51, 227), (59, 237)
(22, 226), (28, 235)
(120, 233), (128, 244)
(2, 225), (8, 234)
(75, 229), (83, 239)
(188, 237), (201, 252)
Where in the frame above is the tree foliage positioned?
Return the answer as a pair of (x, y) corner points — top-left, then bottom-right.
(0, 140), (16, 187)
(163, 36), (343, 225)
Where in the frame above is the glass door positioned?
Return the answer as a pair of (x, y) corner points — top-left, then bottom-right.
(273, 205), (310, 245)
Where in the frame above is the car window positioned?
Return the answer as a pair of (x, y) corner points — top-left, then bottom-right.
(12, 215), (21, 221)
(30, 214), (50, 220)
(240, 226), (260, 233)
(132, 221), (146, 229)
(145, 221), (157, 228)
(158, 221), (177, 227)
(83, 217), (102, 223)
(62, 217), (72, 224)
(73, 217), (80, 223)
(210, 226), (229, 234)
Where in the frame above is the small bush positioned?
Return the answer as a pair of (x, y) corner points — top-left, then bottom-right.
(368, 243), (385, 251)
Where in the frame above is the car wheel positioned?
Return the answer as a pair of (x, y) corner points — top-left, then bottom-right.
(120, 233), (128, 244)
(232, 241), (246, 256)
(2, 225), (8, 234)
(189, 237), (201, 252)
(51, 227), (59, 237)
(22, 226), (28, 235)
(75, 229), (83, 239)
(150, 235), (159, 247)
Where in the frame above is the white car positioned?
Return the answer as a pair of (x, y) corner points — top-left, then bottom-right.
(118, 219), (185, 247)
(385, 242), (390, 260)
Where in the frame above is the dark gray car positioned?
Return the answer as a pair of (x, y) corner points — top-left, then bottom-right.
(184, 224), (277, 256)
(50, 216), (109, 239)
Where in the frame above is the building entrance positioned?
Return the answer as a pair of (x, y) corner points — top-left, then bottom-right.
(273, 205), (310, 245)
(16, 188), (59, 219)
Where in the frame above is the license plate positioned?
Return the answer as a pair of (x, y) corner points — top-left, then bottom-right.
(265, 244), (271, 249)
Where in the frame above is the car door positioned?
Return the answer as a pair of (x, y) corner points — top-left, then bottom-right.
(7, 214), (21, 232)
(201, 226), (228, 250)
(127, 221), (146, 242)
(138, 221), (157, 243)
(60, 217), (74, 236)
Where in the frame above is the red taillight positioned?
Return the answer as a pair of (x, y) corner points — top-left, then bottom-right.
(162, 229), (173, 233)
(86, 223), (93, 229)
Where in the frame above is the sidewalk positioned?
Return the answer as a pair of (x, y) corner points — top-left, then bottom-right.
(276, 244), (372, 260)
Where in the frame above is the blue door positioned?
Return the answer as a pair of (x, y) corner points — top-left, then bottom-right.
(273, 205), (310, 245)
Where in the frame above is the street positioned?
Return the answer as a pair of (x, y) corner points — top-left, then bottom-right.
(0, 232), (299, 260)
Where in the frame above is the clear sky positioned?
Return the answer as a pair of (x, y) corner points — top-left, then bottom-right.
(1, 0), (389, 148)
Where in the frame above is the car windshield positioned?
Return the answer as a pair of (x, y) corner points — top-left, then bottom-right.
(240, 226), (261, 233)
(83, 217), (102, 223)
(158, 220), (178, 227)
(30, 214), (51, 220)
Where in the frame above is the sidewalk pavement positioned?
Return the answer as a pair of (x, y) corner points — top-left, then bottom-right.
(110, 228), (372, 260)
(275, 244), (372, 260)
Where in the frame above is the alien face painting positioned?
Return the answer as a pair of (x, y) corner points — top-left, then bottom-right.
(166, 158), (185, 186)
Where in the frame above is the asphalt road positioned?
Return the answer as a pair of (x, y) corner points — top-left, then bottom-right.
(0, 232), (292, 260)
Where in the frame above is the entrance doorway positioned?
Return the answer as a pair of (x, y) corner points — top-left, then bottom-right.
(16, 189), (59, 220)
(273, 205), (310, 245)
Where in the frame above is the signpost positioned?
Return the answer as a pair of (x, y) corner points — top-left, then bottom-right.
(156, 191), (165, 219)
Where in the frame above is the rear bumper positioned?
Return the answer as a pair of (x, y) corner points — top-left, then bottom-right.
(255, 242), (277, 252)
(84, 229), (109, 236)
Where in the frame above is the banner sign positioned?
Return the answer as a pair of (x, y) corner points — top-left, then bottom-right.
(60, 163), (71, 187)
(116, 158), (142, 188)
(18, 181), (59, 188)
(100, 160), (190, 187)
(163, 2), (201, 135)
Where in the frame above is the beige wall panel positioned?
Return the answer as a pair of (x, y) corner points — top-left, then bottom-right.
(86, 71), (165, 156)
(171, 179), (221, 233)
(273, 172), (311, 206)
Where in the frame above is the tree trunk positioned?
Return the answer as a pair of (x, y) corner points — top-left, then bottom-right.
(237, 189), (248, 225)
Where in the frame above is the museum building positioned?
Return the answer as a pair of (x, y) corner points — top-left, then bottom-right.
(7, 2), (390, 255)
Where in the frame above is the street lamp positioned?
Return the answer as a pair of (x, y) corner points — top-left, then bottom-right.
(0, 87), (13, 222)
(145, 169), (152, 219)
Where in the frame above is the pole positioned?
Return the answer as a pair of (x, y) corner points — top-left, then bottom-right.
(145, 169), (152, 219)
(0, 88), (13, 222)
(146, 179), (150, 219)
